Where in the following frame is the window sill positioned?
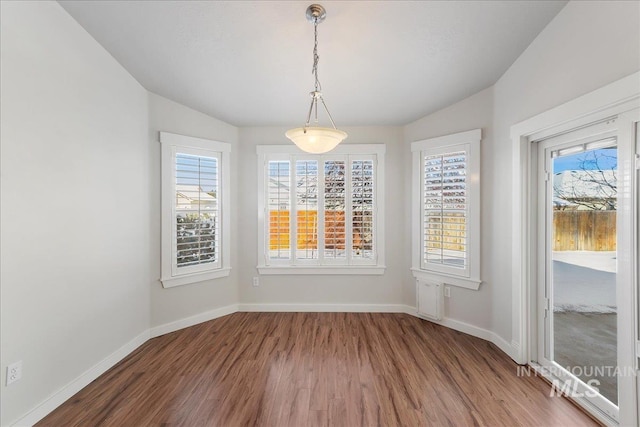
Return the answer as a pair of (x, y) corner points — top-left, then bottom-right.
(257, 265), (386, 275)
(161, 267), (231, 288)
(410, 268), (481, 290)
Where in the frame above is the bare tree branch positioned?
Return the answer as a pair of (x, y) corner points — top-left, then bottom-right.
(553, 150), (616, 210)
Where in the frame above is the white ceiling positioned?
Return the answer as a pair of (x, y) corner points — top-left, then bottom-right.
(59, 1), (567, 127)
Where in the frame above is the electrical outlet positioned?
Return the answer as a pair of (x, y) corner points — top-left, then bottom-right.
(252, 276), (260, 287)
(6, 361), (22, 386)
(444, 286), (451, 298)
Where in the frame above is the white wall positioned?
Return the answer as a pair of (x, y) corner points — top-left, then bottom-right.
(404, 87), (495, 330)
(148, 93), (239, 327)
(404, 0), (640, 343)
(493, 0), (640, 342)
(237, 126), (409, 308)
(0, 2), (150, 425)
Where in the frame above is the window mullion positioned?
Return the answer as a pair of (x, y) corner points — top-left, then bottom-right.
(373, 157), (378, 264)
(439, 154), (445, 263)
(419, 153), (424, 270)
(263, 159), (269, 266)
(171, 147), (178, 275)
(346, 155), (353, 265)
(197, 157), (202, 265)
(318, 158), (326, 264)
(290, 156), (298, 265)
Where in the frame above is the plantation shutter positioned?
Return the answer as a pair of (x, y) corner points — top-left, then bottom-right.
(267, 160), (291, 260)
(423, 150), (467, 269)
(263, 153), (379, 267)
(324, 160), (346, 260)
(257, 145), (385, 273)
(160, 132), (231, 287)
(175, 152), (220, 270)
(296, 160), (319, 260)
(351, 159), (374, 261)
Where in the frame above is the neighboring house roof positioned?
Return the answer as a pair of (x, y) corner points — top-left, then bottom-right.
(176, 184), (217, 207)
(553, 197), (573, 207)
(552, 170), (616, 202)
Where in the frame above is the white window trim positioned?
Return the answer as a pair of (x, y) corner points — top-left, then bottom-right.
(411, 129), (481, 290)
(256, 144), (386, 275)
(160, 132), (231, 288)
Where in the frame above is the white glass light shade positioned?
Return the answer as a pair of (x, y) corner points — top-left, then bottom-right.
(285, 127), (348, 154)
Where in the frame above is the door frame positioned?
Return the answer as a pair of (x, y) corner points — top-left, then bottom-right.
(510, 71), (640, 426)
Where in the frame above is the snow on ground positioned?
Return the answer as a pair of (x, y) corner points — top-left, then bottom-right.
(552, 251), (616, 313)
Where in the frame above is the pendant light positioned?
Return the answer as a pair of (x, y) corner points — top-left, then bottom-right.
(285, 4), (347, 154)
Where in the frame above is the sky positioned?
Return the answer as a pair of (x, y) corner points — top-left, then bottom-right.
(553, 148), (617, 173)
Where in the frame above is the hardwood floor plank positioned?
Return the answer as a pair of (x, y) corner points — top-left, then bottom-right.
(37, 313), (599, 427)
(307, 410), (327, 427)
(328, 398), (347, 427)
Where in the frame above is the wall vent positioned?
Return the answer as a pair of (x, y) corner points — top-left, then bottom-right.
(416, 280), (444, 320)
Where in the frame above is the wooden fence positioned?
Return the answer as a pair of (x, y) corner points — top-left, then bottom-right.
(269, 210), (371, 250)
(553, 211), (616, 251)
(425, 214), (466, 252)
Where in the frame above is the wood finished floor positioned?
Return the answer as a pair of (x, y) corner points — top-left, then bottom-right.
(38, 312), (598, 426)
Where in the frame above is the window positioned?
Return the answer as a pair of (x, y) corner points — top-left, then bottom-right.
(411, 129), (481, 289)
(257, 144), (385, 274)
(160, 132), (231, 287)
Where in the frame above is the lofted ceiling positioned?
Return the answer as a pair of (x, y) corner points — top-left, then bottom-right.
(59, 1), (567, 127)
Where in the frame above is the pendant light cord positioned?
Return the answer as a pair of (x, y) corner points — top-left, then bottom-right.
(313, 21), (321, 92)
(304, 13), (338, 131)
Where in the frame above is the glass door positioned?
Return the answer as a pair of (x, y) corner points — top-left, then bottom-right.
(538, 127), (619, 421)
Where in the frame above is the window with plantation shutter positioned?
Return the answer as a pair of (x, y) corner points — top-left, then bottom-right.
(296, 160), (319, 261)
(423, 151), (467, 268)
(257, 144), (385, 275)
(324, 160), (346, 260)
(160, 132), (231, 288)
(411, 130), (481, 290)
(268, 160), (291, 260)
(351, 159), (374, 261)
(175, 153), (219, 269)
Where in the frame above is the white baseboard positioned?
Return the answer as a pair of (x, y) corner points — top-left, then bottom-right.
(510, 340), (525, 364)
(11, 304), (239, 427)
(492, 333), (519, 362)
(406, 307), (519, 363)
(237, 303), (413, 313)
(11, 303), (518, 426)
(237, 304), (518, 362)
(12, 330), (150, 427)
(149, 304), (238, 338)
